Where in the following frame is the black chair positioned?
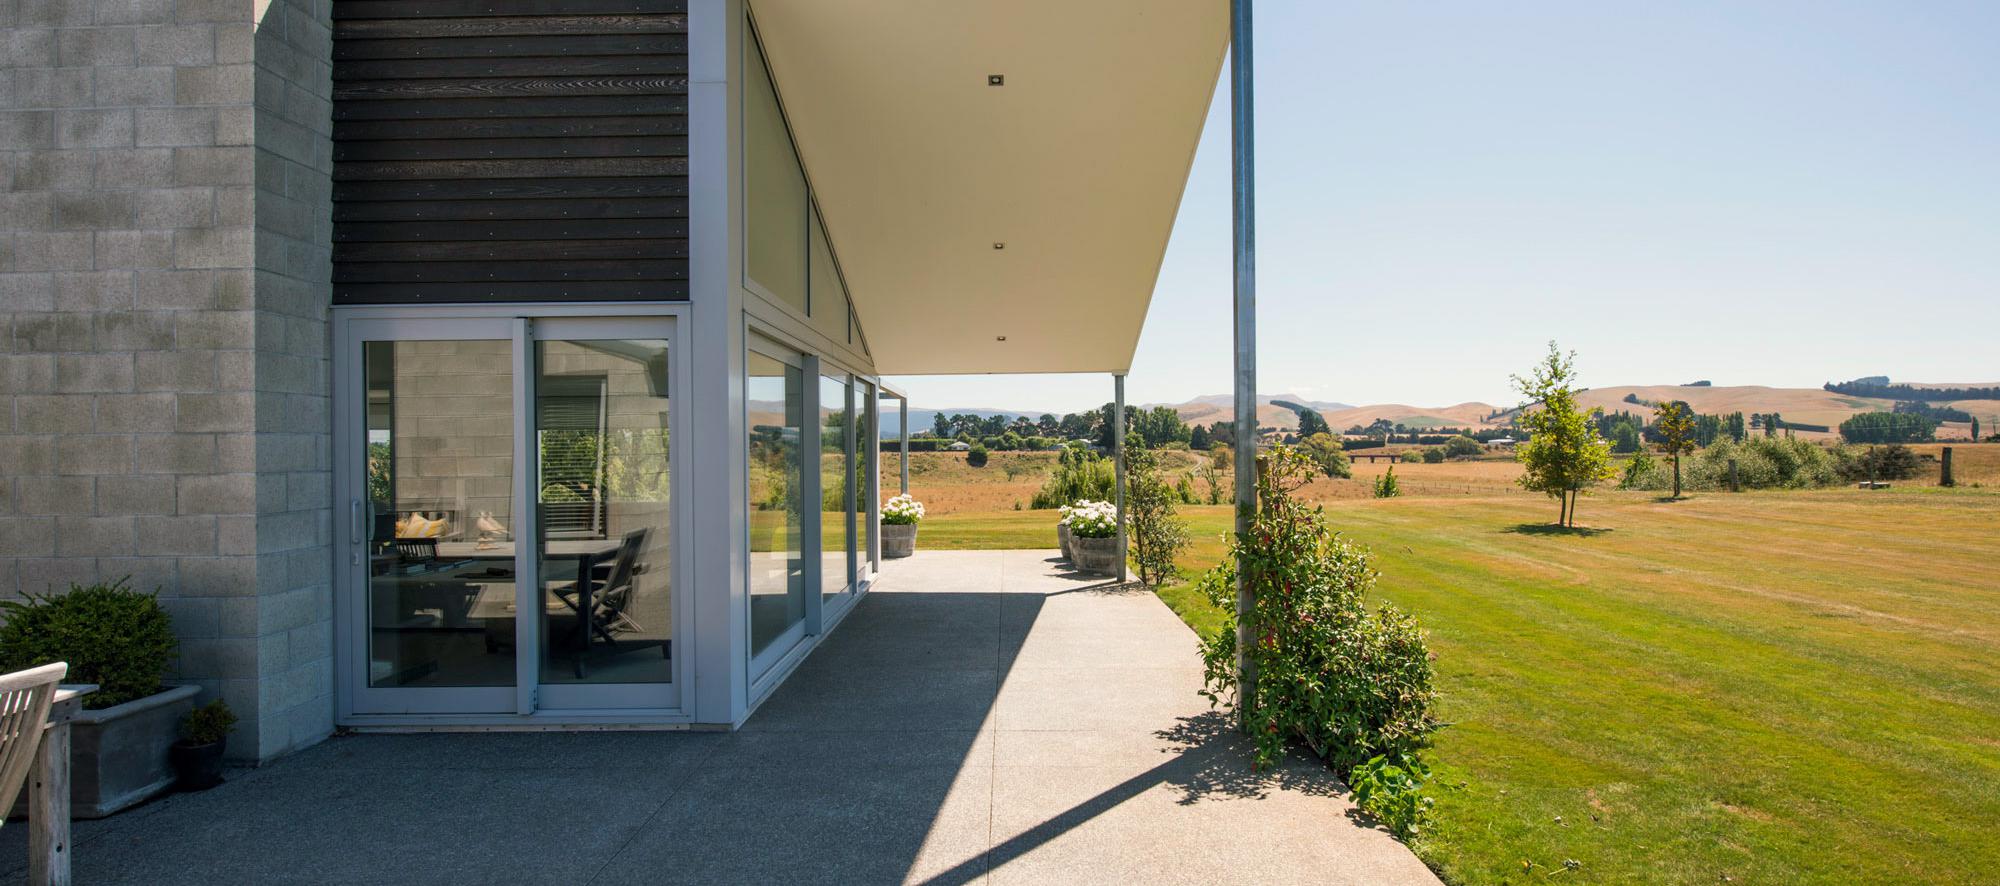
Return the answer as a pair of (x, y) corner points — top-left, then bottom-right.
(393, 537), (438, 563)
(550, 529), (648, 675)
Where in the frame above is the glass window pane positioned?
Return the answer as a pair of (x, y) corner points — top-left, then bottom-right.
(363, 340), (516, 689)
(809, 211), (848, 345)
(748, 350), (805, 657)
(861, 381), (876, 574)
(535, 338), (673, 685)
(744, 27), (807, 312)
(820, 373), (854, 600)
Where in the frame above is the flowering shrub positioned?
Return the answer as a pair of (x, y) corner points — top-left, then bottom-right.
(882, 494), (926, 525)
(1061, 500), (1118, 539)
(1196, 446), (1440, 777)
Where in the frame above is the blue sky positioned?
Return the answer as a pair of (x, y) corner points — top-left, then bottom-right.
(886, 1), (2000, 414)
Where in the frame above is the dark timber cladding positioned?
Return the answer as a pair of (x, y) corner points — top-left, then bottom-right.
(331, 1), (689, 303)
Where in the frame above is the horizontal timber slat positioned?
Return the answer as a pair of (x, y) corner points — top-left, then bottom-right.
(334, 2), (687, 21)
(334, 75), (687, 101)
(334, 14), (685, 39)
(334, 94), (685, 121)
(336, 239), (689, 262)
(335, 280), (690, 303)
(334, 34), (687, 60)
(335, 54), (688, 80)
(334, 176), (687, 202)
(335, 259), (687, 283)
(335, 114), (684, 140)
(335, 156), (687, 181)
(334, 135), (686, 162)
(334, 196), (685, 222)
(335, 217), (688, 242)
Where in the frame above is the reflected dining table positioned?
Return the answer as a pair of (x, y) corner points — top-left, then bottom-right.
(436, 540), (623, 677)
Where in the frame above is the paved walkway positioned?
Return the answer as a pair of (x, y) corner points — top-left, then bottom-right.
(3, 550), (1437, 885)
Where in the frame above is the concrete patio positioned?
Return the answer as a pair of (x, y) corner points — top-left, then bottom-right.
(2, 550), (1437, 885)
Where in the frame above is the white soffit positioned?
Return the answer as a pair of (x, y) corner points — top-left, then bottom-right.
(750, 0), (1227, 376)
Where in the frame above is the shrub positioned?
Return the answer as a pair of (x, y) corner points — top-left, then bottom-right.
(1126, 441), (1190, 586)
(1374, 466), (1402, 498)
(0, 578), (177, 709)
(1846, 444), (1922, 481)
(1625, 437), (1851, 491)
(1196, 447), (1440, 774)
(1442, 435), (1483, 459)
(1421, 447), (1444, 464)
(1619, 451), (1664, 489)
(181, 699), (237, 745)
(1350, 752), (1436, 840)
(1031, 446), (1114, 508)
(966, 443), (990, 467)
(1399, 449), (1424, 463)
(1297, 432), (1351, 479)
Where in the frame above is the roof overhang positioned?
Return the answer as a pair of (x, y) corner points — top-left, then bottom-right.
(750, 1), (1227, 375)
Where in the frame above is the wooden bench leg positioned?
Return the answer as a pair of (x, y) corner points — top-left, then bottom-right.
(29, 720), (71, 886)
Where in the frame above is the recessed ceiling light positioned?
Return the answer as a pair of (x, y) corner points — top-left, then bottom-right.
(992, 242), (1005, 250)
(988, 74), (1005, 86)
(996, 335), (1007, 342)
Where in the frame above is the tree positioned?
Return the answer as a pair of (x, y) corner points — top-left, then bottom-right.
(1607, 419), (1641, 454)
(931, 413), (951, 438)
(1124, 434), (1189, 586)
(1442, 435), (1483, 459)
(1373, 465), (1401, 498)
(1652, 400), (1697, 499)
(1189, 424), (1211, 451)
(1036, 413), (1060, 435)
(1294, 407), (1331, 438)
(1297, 432), (1351, 478)
(1512, 342), (1615, 527)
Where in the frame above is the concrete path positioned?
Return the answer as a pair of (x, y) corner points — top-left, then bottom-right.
(2, 550), (1437, 885)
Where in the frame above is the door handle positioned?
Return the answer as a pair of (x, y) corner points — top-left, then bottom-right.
(351, 498), (364, 546)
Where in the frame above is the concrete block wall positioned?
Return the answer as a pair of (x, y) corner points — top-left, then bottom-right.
(0, 0), (335, 761)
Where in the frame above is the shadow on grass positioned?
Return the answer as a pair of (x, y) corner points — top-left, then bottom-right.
(1503, 523), (1614, 538)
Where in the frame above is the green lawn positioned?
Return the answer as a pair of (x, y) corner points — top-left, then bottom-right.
(922, 489), (2000, 884)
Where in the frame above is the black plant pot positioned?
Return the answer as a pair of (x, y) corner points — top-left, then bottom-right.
(170, 740), (226, 791)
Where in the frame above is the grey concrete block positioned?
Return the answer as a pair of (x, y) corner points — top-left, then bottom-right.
(57, 28), (136, 67)
(0, 110), (55, 150)
(93, 147), (177, 188)
(0, 436), (56, 476)
(14, 311), (91, 350)
(2, 30), (57, 68)
(0, 273), (57, 311)
(131, 432), (214, 473)
(137, 513), (217, 555)
(19, 0), (96, 28)
(135, 25), (214, 67)
(95, 555), (179, 593)
(55, 351), (135, 392)
(53, 269), (135, 311)
(177, 554), (257, 594)
(9, 150), (94, 190)
(134, 269), (218, 310)
(175, 309), (253, 349)
(15, 67), (95, 110)
(173, 226), (253, 268)
(93, 310), (174, 349)
(136, 107), (217, 147)
(15, 393), (94, 433)
(178, 472), (254, 515)
(0, 355), (57, 393)
(157, 595), (221, 639)
(135, 349), (218, 391)
(217, 514), (256, 555)
(98, 474), (176, 515)
(55, 514), (135, 556)
(15, 476), (94, 515)
(96, 66), (176, 107)
(55, 108), (134, 148)
(177, 0), (251, 24)
(94, 0), (173, 26)
(0, 192), (55, 229)
(174, 64), (253, 106)
(0, 518), (58, 557)
(95, 229), (175, 269)
(175, 391), (252, 432)
(56, 433), (133, 474)
(96, 392), (176, 432)
(134, 187), (217, 229)
(51, 191), (135, 229)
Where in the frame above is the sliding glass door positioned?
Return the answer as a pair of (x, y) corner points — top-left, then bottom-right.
(338, 314), (683, 718)
(747, 339), (806, 673)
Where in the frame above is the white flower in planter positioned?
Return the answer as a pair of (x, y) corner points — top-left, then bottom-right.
(1065, 499), (1118, 539)
(883, 494), (926, 525)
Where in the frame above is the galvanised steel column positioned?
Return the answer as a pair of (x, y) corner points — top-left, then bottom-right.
(898, 396), (910, 494)
(1113, 374), (1128, 583)
(1230, 0), (1259, 733)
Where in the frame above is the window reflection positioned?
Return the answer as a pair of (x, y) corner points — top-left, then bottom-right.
(748, 349), (805, 658)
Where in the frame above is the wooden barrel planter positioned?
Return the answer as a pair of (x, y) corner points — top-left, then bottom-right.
(1069, 534), (1120, 576)
(882, 523), (918, 558)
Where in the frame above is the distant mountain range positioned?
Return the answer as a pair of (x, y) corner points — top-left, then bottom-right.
(885, 381), (2000, 441)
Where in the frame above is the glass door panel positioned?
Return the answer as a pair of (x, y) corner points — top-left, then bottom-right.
(748, 347), (806, 665)
(347, 325), (521, 715)
(534, 337), (674, 688)
(861, 380), (878, 579)
(820, 372), (854, 601)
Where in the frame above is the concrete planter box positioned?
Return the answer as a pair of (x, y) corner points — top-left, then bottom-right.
(1069, 534), (1120, 576)
(882, 522), (918, 558)
(10, 683), (199, 820)
(1058, 523), (1073, 560)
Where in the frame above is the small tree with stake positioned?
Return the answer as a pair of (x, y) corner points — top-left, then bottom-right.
(1512, 342), (1614, 528)
(1652, 400), (1697, 499)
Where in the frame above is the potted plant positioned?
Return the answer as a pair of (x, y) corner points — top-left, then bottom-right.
(881, 493), (926, 558)
(0, 578), (198, 819)
(1065, 500), (1122, 576)
(1056, 503), (1075, 560)
(170, 700), (237, 791)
